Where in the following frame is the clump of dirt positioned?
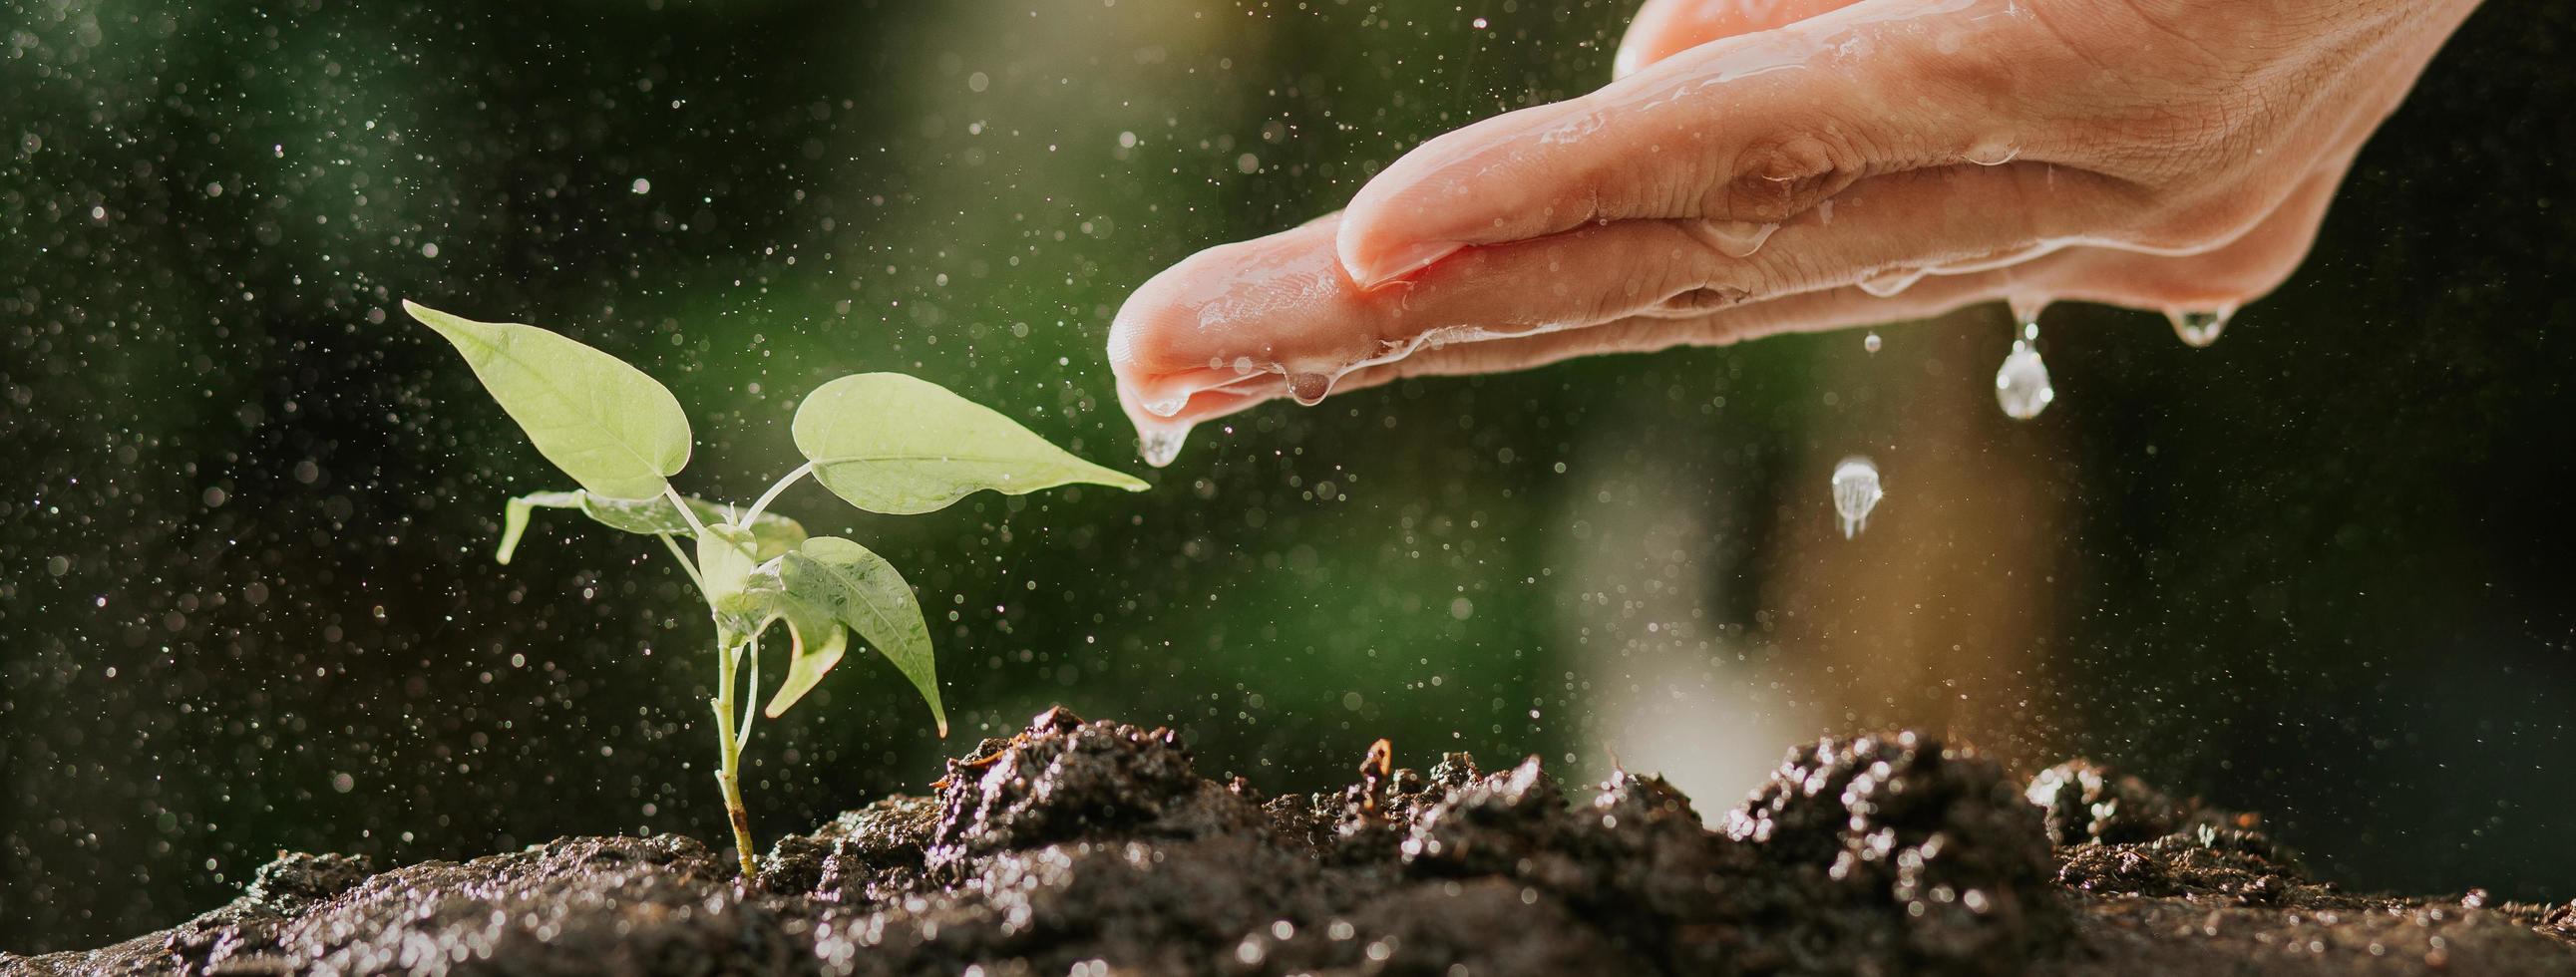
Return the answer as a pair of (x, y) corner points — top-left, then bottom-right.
(13, 709), (2574, 976)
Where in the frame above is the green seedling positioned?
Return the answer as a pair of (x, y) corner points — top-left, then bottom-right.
(402, 300), (1146, 877)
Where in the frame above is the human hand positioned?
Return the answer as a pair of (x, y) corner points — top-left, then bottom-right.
(1107, 0), (2479, 465)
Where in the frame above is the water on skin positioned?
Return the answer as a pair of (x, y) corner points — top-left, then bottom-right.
(1964, 136), (2021, 166)
(1858, 267), (1928, 297)
(1287, 372), (1333, 407)
(1143, 393), (1190, 418)
(1115, 0), (2028, 463)
(1693, 219), (1781, 258)
(2166, 305), (2235, 347)
(1831, 457), (1885, 539)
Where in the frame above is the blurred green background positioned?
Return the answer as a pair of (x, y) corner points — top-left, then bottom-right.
(4, 0), (2573, 952)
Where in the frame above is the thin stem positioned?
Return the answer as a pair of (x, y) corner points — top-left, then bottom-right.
(739, 462), (815, 528)
(735, 631), (761, 752)
(711, 633), (760, 879)
(662, 484), (712, 536)
(655, 532), (707, 592)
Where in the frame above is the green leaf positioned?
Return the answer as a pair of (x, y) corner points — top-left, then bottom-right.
(791, 373), (1147, 515)
(406, 300), (692, 500)
(697, 522), (762, 612)
(758, 583), (848, 720)
(580, 492), (805, 558)
(720, 559), (850, 720)
(717, 557), (790, 640)
(494, 490), (806, 564)
(773, 536), (942, 733)
(498, 491), (584, 564)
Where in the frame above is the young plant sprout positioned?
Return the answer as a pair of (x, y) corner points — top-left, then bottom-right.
(402, 300), (1147, 878)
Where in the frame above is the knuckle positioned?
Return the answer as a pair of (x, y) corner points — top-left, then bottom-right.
(1711, 129), (1863, 223)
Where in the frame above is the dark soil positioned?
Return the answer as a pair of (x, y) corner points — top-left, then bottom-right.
(13, 707), (2575, 976)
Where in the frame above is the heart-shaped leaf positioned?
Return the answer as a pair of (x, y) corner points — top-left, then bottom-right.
(772, 536), (941, 733)
(496, 490), (805, 564)
(696, 522), (763, 612)
(792, 373), (1146, 515)
(407, 300), (692, 500)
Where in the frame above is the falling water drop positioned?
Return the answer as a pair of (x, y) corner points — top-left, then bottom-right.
(2007, 294), (2049, 329)
(1830, 457), (1884, 539)
(1995, 341), (2054, 420)
(2166, 305), (2235, 348)
(1863, 331), (1882, 354)
(1139, 424), (1193, 468)
(1286, 372), (1333, 407)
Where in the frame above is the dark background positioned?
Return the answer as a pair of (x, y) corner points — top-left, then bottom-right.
(4, 0), (2571, 953)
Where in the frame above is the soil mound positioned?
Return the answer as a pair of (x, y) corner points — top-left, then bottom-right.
(13, 709), (2573, 975)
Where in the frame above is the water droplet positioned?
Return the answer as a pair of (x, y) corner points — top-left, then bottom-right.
(2166, 305), (2234, 348)
(1831, 457), (1884, 539)
(1286, 372), (1332, 407)
(1695, 219), (1780, 258)
(1964, 138), (2021, 166)
(1995, 342), (2054, 420)
(1138, 424), (1193, 468)
(1141, 393), (1189, 418)
(1859, 268), (1926, 297)
(1863, 331), (1882, 354)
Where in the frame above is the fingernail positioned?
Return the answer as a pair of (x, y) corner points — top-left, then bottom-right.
(1343, 239), (1464, 288)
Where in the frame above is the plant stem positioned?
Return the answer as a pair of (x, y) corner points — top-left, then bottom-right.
(736, 632), (761, 752)
(711, 632), (760, 879)
(663, 485), (712, 536)
(739, 462), (815, 528)
(655, 532), (707, 591)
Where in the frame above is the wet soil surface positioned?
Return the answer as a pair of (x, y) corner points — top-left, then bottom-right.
(15, 707), (2575, 975)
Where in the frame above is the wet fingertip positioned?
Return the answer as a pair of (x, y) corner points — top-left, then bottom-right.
(1113, 384), (1191, 470)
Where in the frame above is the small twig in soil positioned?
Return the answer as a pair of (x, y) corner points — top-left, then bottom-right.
(1359, 738), (1393, 815)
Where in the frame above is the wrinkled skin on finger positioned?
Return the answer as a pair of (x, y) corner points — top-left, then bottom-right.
(1106, 0), (2481, 463)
